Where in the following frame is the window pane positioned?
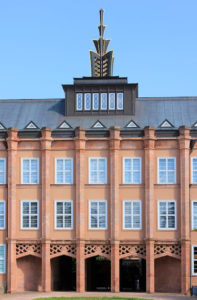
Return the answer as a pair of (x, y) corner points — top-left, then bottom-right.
(91, 216), (97, 228)
(57, 172), (63, 184)
(159, 159), (166, 171)
(93, 93), (99, 110)
(124, 171), (131, 183)
(0, 216), (4, 228)
(133, 171), (140, 184)
(101, 93), (107, 110)
(31, 172), (38, 184)
(117, 93), (123, 110)
(168, 171), (175, 183)
(23, 172), (29, 184)
(168, 202), (175, 214)
(98, 171), (105, 183)
(99, 202), (106, 214)
(99, 159), (105, 171)
(109, 93), (115, 110)
(193, 171), (197, 183)
(84, 93), (91, 110)
(0, 246), (4, 258)
(23, 202), (29, 214)
(168, 158), (175, 170)
(159, 171), (166, 183)
(125, 159), (131, 170)
(194, 216), (197, 229)
(31, 216), (37, 228)
(99, 216), (106, 228)
(23, 216), (29, 228)
(65, 172), (72, 184)
(31, 202), (37, 214)
(23, 160), (29, 171)
(31, 159), (37, 171)
(64, 216), (71, 227)
(133, 216), (140, 228)
(193, 202), (197, 214)
(160, 216), (166, 228)
(0, 172), (4, 184)
(90, 172), (97, 183)
(193, 158), (197, 170)
(0, 261), (4, 273)
(56, 202), (63, 214)
(133, 159), (140, 171)
(90, 159), (97, 171)
(168, 216), (175, 228)
(125, 216), (131, 228)
(91, 202), (97, 214)
(133, 202), (140, 214)
(76, 93), (83, 110)
(57, 159), (63, 171)
(159, 202), (166, 214)
(125, 202), (131, 214)
(64, 202), (71, 214)
(56, 216), (63, 228)
(0, 203), (4, 214)
(65, 159), (72, 171)
(0, 160), (4, 172)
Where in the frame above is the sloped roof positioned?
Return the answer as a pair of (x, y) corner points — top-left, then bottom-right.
(0, 97), (197, 130)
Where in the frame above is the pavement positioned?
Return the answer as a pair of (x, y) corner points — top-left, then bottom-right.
(0, 292), (194, 300)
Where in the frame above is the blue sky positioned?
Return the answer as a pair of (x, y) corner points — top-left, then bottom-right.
(0, 0), (197, 99)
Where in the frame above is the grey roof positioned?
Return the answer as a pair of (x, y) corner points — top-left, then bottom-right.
(0, 97), (197, 130)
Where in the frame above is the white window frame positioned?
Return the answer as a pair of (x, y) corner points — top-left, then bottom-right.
(191, 157), (197, 184)
(21, 158), (39, 184)
(0, 158), (6, 184)
(117, 92), (124, 110)
(0, 201), (5, 230)
(21, 200), (39, 230)
(84, 93), (91, 111)
(76, 93), (83, 111)
(0, 245), (6, 274)
(123, 200), (142, 230)
(54, 200), (73, 230)
(89, 157), (107, 184)
(192, 201), (197, 230)
(158, 200), (176, 230)
(123, 157), (142, 184)
(55, 158), (73, 184)
(89, 200), (107, 230)
(192, 245), (197, 275)
(157, 157), (176, 184)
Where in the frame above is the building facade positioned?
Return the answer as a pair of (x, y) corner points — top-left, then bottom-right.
(0, 9), (196, 295)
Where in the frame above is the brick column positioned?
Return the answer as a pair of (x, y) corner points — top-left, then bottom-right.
(179, 126), (190, 295)
(75, 127), (86, 292)
(110, 127), (120, 292)
(144, 126), (155, 293)
(41, 127), (52, 292)
(7, 128), (18, 293)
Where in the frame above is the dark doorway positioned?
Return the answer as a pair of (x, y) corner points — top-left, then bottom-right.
(120, 258), (146, 292)
(51, 256), (76, 291)
(86, 256), (111, 291)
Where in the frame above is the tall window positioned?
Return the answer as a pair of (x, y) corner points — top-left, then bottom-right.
(21, 201), (39, 229)
(55, 201), (73, 229)
(158, 200), (176, 230)
(0, 245), (6, 274)
(89, 200), (107, 229)
(76, 93), (83, 111)
(123, 158), (141, 184)
(192, 158), (197, 184)
(84, 93), (91, 110)
(21, 158), (39, 184)
(192, 246), (197, 275)
(89, 158), (107, 184)
(192, 201), (197, 230)
(117, 92), (124, 110)
(92, 93), (99, 110)
(101, 93), (107, 110)
(109, 93), (115, 110)
(0, 159), (6, 184)
(55, 158), (73, 184)
(158, 157), (176, 184)
(123, 200), (141, 229)
(0, 201), (5, 229)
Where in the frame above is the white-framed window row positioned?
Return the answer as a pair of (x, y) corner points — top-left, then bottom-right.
(0, 245), (6, 274)
(0, 201), (5, 230)
(123, 200), (142, 230)
(21, 158), (39, 184)
(158, 200), (176, 230)
(55, 158), (73, 184)
(21, 200), (39, 230)
(0, 158), (6, 184)
(191, 157), (197, 184)
(157, 157), (176, 184)
(89, 200), (107, 230)
(123, 157), (142, 184)
(192, 245), (197, 275)
(55, 200), (73, 230)
(89, 157), (107, 184)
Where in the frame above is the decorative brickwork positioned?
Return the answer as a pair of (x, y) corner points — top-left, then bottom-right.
(119, 244), (146, 259)
(84, 244), (111, 259)
(50, 244), (76, 258)
(16, 243), (41, 258)
(154, 244), (181, 259)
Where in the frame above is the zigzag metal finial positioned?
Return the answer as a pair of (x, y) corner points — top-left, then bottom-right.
(90, 9), (114, 77)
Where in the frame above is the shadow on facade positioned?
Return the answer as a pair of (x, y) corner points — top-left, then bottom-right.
(120, 258), (146, 292)
(155, 256), (181, 293)
(86, 256), (111, 291)
(51, 256), (76, 291)
(16, 255), (42, 291)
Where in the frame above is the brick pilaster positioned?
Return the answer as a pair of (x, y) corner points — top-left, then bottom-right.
(7, 128), (18, 293)
(75, 127), (86, 292)
(179, 126), (190, 295)
(41, 127), (52, 292)
(144, 126), (155, 293)
(109, 126), (120, 292)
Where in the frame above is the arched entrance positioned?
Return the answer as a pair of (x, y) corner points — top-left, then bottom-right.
(17, 255), (42, 291)
(51, 255), (76, 291)
(120, 258), (146, 292)
(155, 256), (181, 292)
(86, 256), (111, 291)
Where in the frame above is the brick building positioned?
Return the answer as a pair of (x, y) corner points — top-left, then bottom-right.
(0, 9), (196, 295)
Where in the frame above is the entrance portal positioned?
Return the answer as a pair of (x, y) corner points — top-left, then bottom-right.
(51, 256), (76, 291)
(120, 258), (146, 292)
(86, 256), (111, 291)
